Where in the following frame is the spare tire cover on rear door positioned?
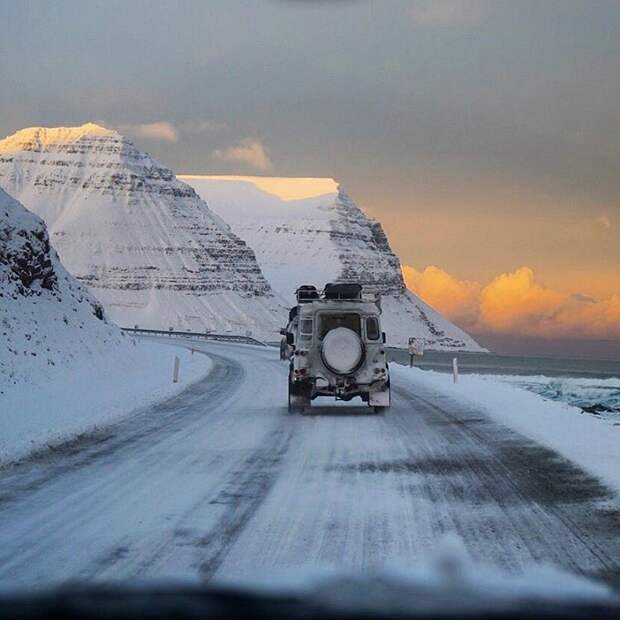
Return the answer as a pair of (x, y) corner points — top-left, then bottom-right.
(321, 327), (364, 375)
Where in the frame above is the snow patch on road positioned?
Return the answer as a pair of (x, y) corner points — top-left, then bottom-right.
(393, 365), (620, 495)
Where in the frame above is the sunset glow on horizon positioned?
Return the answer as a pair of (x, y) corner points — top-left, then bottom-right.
(180, 175), (339, 201)
(403, 264), (620, 344)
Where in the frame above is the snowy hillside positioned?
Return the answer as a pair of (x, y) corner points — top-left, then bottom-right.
(0, 125), (285, 339)
(0, 187), (210, 462)
(0, 186), (121, 387)
(182, 176), (483, 350)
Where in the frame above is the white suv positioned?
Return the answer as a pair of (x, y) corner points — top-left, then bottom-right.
(283, 283), (391, 414)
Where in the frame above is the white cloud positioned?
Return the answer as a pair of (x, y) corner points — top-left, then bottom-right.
(213, 138), (273, 171)
(117, 121), (179, 142)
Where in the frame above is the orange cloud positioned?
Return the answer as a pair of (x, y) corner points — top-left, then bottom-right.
(403, 264), (620, 340)
(596, 215), (612, 232)
(544, 294), (620, 340)
(478, 267), (566, 335)
(402, 265), (481, 327)
(213, 138), (272, 171)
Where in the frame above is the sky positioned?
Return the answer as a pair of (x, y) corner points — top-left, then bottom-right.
(1, 0), (619, 358)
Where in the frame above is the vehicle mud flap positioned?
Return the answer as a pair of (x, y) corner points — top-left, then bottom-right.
(369, 386), (391, 408)
(288, 392), (310, 414)
(288, 375), (311, 414)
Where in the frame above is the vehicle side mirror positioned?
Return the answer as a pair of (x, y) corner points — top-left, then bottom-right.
(286, 333), (294, 345)
(382, 331), (386, 343)
(279, 328), (287, 335)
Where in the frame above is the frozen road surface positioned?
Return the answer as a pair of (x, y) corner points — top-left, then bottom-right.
(0, 340), (619, 591)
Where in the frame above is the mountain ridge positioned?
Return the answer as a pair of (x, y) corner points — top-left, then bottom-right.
(0, 123), (483, 348)
(182, 175), (484, 350)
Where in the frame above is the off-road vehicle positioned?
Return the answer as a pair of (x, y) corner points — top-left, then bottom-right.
(282, 283), (391, 413)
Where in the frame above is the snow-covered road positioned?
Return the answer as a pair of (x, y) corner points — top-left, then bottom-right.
(0, 340), (618, 591)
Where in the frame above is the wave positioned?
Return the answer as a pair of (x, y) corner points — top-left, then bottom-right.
(475, 375), (620, 419)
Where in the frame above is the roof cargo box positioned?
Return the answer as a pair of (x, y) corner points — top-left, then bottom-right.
(296, 285), (319, 303)
(323, 282), (363, 300)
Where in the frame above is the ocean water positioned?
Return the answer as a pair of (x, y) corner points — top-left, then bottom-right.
(388, 349), (620, 419)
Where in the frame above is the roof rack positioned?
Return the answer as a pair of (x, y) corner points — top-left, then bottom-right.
(323, 282), (363, 301)
(296, 285), (320, 303)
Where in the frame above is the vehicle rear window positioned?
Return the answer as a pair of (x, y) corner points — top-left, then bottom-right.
(319, 314), (361, 339)
(300, 319), (313, 335)
(366, 317), (380, 340)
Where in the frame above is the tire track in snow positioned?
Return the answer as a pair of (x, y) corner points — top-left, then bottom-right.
(195, 425), (293, 578)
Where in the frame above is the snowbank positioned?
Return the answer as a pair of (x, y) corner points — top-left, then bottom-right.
(392, 365), (620, 494)
(0, 339), (211, 464)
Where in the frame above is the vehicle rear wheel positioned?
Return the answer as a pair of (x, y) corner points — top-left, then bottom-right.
(373, 405), (388, 415)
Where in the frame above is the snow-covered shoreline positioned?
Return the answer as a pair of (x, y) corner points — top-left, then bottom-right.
(393, 365), (620, 495)
(0, 339), (212, 465)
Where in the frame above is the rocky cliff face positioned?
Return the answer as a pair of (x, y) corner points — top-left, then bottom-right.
(181, 176), (483, 350)
(327, 189), (407, 295)
(0, 125), (284, 338)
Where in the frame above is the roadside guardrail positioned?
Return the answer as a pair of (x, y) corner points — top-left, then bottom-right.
(121, 327), (267, 347)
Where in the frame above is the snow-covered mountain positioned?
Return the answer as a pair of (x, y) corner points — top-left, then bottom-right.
(0, 125), (284, 338)
(0, 123), (481, 348)
(182, 176), (483, 350)
(0, 187), (123, 388)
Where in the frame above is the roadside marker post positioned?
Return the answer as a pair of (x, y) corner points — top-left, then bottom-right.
(173, 356), (180, 383)
(452, 357), (459, 384)
(408, 337), (424, 367)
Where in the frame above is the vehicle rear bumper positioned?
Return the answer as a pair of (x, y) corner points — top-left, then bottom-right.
(306, 377), (390, 402)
